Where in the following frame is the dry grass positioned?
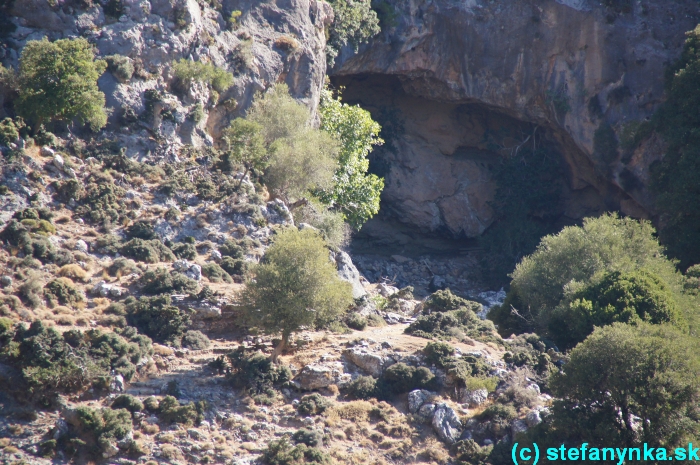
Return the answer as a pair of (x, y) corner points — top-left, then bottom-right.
(327, 400), (374, 424)
(160, 444), (182, 460)
(0, 438), (11, 448)
(142, 424), (160, 435)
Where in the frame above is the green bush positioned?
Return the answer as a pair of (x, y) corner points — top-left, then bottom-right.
(120, 238), (175, 263)
(227, 347), (291, 403)
(292, 428), (324, 447)
(71, 171), (127, 224)
(406, 308), (499, 344)
(108, 257), (138, 277)
(345, 313), (367, 330)
(111, 394), (144, 414)
(297, 393), (330, 416)
(172, 58), (233, 93)
(44, 278), (84, 307)
(325, 0), (380, 66)
(181, 330), (211, 350)
(171, 242), (197, 260)
(423, 341), (455, 367)
(105, 54), (134, 81)
(125, 295), (191, 344)
(219, 239), (246, 258)
(377, 363), (435, 396)
(491, 213), (682, 336)
(220, 256), (250, 279)
(424, 289), (480, 313)
(345, 375), (377, 399)
(261, 437), (332, 465)
(239, 228), (353, 361)
(0, 220), (71, 265)
(126, 221), (157, 240)
(0, 117), (27, 146)
(17, 38), (107, 130)
(202, 262), (232, 283)
(59, 407), (132, 457)
(548, 269), (684, 350)
(138, 268), (199, 295)
(157, 395), (206, 425)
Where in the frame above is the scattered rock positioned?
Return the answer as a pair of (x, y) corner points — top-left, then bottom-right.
(110, 374), (125, 392)
(418, 403), (437, 422)
(186, 263), (202, 281)
(210, 250), (222, 261)
(432, 404), (463, 444)
(461, 388), (488, 407)
(408, 389), (434, 413)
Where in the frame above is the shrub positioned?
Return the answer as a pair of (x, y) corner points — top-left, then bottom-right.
(379, 363), (435, 396)
(17, 38), (107, 131)
(317, 86), (384, 229)
(120, 238), (175, 263)
(261, 437), (332, 465)
(58, 264), (88, 281)
(171, 242), (197, 260)
(111, 394), (144, 414)
(126, 221), (157, 240)
(491, 213), (681, 336)
(108, 257), (138, 277)
(44, 278), (84, 307)
(345, 375), (377, 399)
(325, 0), (380, 66)
(548, 269), (684, 350)
(221, 118), (267, 181)
(181, 330), (210, 350)
(125, 295), (190, 344)
(104, 54), (134, 81)
(202, 262), (232, 283)
(157, 395), (203, 425)
(172, 58), (233, 93)
(239, 228), (353, 361)
(227, 347), (291, 402)
(219, 239), (246, 258)
(59, 407), (132, 457)
(220, 257), (250, 279)
(291, 428), (323, 447)
(297, 393), (330, 416)
(424, 289), (480, 313)
(138, 268), (199, 295)
(0, 117), (27, 146)
(345, 313), (367, 330)
(423, 341), (455, 367)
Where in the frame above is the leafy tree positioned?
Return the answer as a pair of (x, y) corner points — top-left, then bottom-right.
(246, 84), (339, 203)
(17, 38), (108, 131)
(221, 118), (267, 185)
(326, 0), (380, 66)
(239, 228), (353, 361)
(547, 269), (684, 350)
(318, 87), (384, 229)
(539, 323), (700, 452)
(650, 25), (700, 269)
(490, 214), (678, 335)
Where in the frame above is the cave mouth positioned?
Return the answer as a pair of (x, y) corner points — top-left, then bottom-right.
(332, 74), (611, 284)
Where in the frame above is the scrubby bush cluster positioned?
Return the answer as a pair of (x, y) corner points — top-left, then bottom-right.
(125, 295), (191, 345)
(225, 347), (292, 404)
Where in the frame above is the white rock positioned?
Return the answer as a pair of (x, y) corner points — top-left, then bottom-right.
(75, 239), (89, 253)
(110, 374), (125, 392)
(408, 389), (434, 413)
(335, 251), (366, 299)
(432, 404), (463, 444)
(525, 410), (542, 427)
(526, 383), (541, 394)
(378, 283), (399, 297)
(294, 364), (335, 390)
(461, 388), (488, 407)
(185, 264), (202, 281)
(418, 403), (437, 422)
(512, 419), (529, 436)
(343, 347), (391, 377)
(41, 146), (55, 157)
(173, 259), (189, 272)
(210, 250), (222, 261)
(53, 154), (65, 170)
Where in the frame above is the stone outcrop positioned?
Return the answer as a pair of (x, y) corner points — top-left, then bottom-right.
(333, 0), (700, 238)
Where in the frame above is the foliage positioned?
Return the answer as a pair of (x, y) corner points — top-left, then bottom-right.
(379, 362), (436, 396)
(406, 306), (499, 345)
(172, 58), (233, 93)
(423, 341), (455, 367)
(345, 312), (367, 330)
(104, 54), (134, 81)
(292, 428), (324, 447)
(0, 219), (71, 265)
(297, 393), (331, 416)
(111, 394), (144, 414)
(120, 238), (176, 264)
(0, 321), (152, 401)
(126, 221), (157, 240)
(650, 25), (700, 269)
(59, 407), (132, 457)
(157, 395), (205, 425)
(317, 86), (384, 229)
(478, 145), (563, 284)
(181, 330), (211, 350)
(535, 323), (700, 452)
(221, 118), (267, 180)
(247, 84), (339, 202)
(202, 262), (232, 283)
(17, 38), (107, 130)
(548, 269), (684, 350)
(220, 257), (250, 279)
(424, 289), (480, 313)
(293, 201), (350, 249)
(0, 117), (26, 146)
(125, 295), (191, 344)
(261, 437), (333, 465)
(227, 347), (291, 402)
(44, 278), (84, 307)
(171, 242), (197, 260)
(326, 0), (380, 66)
(238, 228), (353, 358)
(490, 214), (681, 336)
(345, 375), (378, 399)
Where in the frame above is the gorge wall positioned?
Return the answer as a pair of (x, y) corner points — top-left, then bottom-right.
(332, 0), (700, 246)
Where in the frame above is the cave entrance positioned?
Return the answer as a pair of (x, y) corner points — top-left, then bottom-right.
(332, 74), (610, 286)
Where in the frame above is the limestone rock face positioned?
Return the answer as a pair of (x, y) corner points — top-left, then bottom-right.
(333, 0), (700, 236)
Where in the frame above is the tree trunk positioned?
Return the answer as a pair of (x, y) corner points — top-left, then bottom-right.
(271, 332), (290, 364)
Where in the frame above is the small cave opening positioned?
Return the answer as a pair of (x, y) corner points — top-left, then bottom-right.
(332, 74), (616, 288)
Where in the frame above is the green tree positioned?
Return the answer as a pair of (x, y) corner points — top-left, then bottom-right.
(650, 25), (700, 269)
(239, 228), (353, 361)
(17, 38), (108, 131)
(541, 323), (700, 452)
(547, 269), (684, 350)
(221, 118), (267, 186)
(318, 87), (384, 229)
(326, 0), (380, 66)
(246, 84), (339, 203)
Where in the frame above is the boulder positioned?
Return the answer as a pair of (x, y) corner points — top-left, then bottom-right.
(40, 146), (55, 157)
(432, 404), (463, 444)
(335, 251), (366, 299)
(110, 374), (125, 392)
(408, 389), (434, 413)
(343, 347), (391, 377)
(418, 403), (437, 422)
(0, 276), (11, 287)
(378, 283), (399, 297)
(525, 409), (542, 427)
(74, 239), (89, 253)
(461, 388), (488, 408)
(53, 154), (64, 170)
(185, 263), (202, 281)
(294, 364), (334, 390)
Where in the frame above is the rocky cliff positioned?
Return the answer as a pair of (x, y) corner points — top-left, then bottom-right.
(332, 0), (700, 241)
